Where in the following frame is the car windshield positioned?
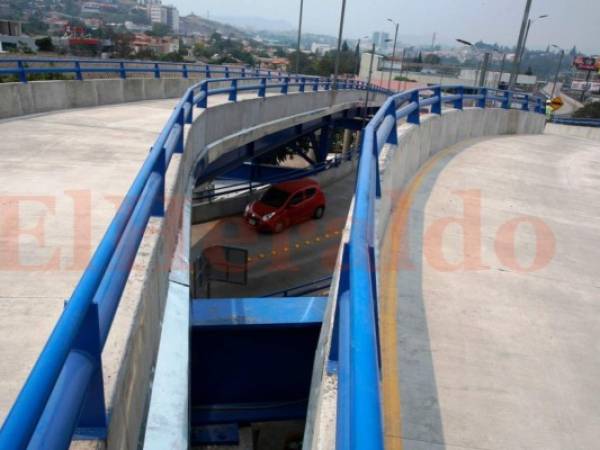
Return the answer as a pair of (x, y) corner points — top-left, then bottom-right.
(261, 187), (289, 208)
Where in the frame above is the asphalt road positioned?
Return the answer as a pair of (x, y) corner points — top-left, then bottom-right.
(190, 173), (356, 298)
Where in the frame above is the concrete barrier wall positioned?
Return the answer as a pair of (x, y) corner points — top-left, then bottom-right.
(545, 122), (600, 142)
(96, 88), (386, 450)
(0, 77), (201, 119)
(376, 108), (545, 242)
(304, 106), (546, 450)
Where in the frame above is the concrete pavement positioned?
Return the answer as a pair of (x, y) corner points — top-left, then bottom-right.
(379, 133), (600, 449)
(0, 98), (178, 423)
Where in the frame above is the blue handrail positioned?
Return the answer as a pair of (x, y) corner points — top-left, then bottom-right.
(0, 57), (290, 83)
(0, 73), (390, 450)
(334, 85), (544, 450)
(550, 116), (600, 127)
(262, 275), (333, 297)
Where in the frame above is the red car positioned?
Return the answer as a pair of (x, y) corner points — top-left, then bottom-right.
(244, 179), (326, 233)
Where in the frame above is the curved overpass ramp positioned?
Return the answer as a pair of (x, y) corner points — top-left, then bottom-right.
(379, 132), (600, 449)
(0, 78), (386, 449)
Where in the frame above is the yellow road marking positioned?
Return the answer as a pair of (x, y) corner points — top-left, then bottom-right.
(379, 148), (451, 449)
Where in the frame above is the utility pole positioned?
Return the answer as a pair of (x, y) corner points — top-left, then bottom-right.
(295, 0), (304, 75)
(363, 43), (376, 121)
(550, 45), (564, 98)
(332, 0), (347, 90)
(387, 19), (399, 90)
(478, 52), (491, 86)
(497, 52), (507, 88)
(354, 39), (361, 76)
(508, 0), (532, 90)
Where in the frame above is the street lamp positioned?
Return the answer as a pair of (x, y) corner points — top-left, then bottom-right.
(332, 0), (347, 90)
(295, 0), (304, 75)
(550, 44), (565, 98)
(519, 14), (549, 63)
(456, 38), (491, 87)
(386, 18), (399, 91)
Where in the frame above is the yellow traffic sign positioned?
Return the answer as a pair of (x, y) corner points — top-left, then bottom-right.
(549, 96), (563, 111)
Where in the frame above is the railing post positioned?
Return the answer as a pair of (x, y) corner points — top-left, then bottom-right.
(182, 64), (188, 79)
(521, 94), (529, 111)
(502, 90), (512, 109)
(151, 146), (166, 217)
(229, 78), (238, 102)
(185, 89), (194, 123)
(281, 77), (289, 95)
(453, 86), (464, 110)
(74, 61), (83, 81)
(478, 88), (487, 108)
(241, 67), (246, 78)
(432, 86), (442, 115)
(267, 70), (272, 79)
(198, 81), (208, 108)
(70, 303), (106, 440)
(385, 101), (398, 146)
(154, 63), (160, 79)
(205, 65), (211, 79)
(225, 66), (230, 78)
(408, 90), (421, 124)
(299, 77), (306, 93)
(176, 108), (185, 153)
(536, 97), (543, 114)
(119, 61), (126, 79)
(258, 77), (266, 98)
(312, 78), (319, 92)
(17, 60), (27, 83)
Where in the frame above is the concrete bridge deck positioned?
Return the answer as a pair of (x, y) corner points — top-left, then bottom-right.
(0, 98), (180, 422)
(379, 132), (600, 449)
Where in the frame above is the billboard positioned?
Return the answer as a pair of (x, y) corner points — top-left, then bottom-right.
(573, 56), (600, 71)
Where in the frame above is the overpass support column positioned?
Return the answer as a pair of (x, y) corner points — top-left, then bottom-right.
(342, 129), (352, 153)
(316, 118), (333, 163)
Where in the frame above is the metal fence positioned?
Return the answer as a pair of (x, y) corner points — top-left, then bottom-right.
(333, 85), (544, 450)
(0, 57), (288, 82)
(550, 116), (600, 127)
(0, 72), (389, 450)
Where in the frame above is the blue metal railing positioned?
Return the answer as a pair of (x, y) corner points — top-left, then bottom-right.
(0, 57), (286, 83)
(0, 72), (389, 450)
(263, 275), (333, 298)
(334, 85), (544, 450)
(550, 116), (600, 127)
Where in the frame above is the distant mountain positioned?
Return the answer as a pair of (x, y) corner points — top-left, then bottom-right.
(214, 15), (294, 32)
(179, 14), (250, 38)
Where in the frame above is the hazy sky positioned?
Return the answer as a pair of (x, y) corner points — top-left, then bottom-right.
(172, 0), (598, 54)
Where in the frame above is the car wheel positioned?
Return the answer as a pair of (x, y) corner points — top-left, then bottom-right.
(313, 206), (325, 219)
(273, 222), (284, 233)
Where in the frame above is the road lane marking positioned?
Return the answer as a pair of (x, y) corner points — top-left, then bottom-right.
(379, 148), (451, 449)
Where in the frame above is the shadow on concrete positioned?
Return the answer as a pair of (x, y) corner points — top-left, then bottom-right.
(384, 139), (474, 449)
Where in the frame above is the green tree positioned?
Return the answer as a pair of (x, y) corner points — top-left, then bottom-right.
(147, 23), (172, 37)
(573, 102), (600, 119)
(424, 54), (440, 65)
(35, 37), (54, 52)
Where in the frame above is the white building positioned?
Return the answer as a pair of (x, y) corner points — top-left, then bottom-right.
(310, 43), (331, 55)
(147, 3), (179, 33)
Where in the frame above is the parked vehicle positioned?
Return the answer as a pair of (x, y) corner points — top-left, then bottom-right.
(244, 179), (326, 233)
